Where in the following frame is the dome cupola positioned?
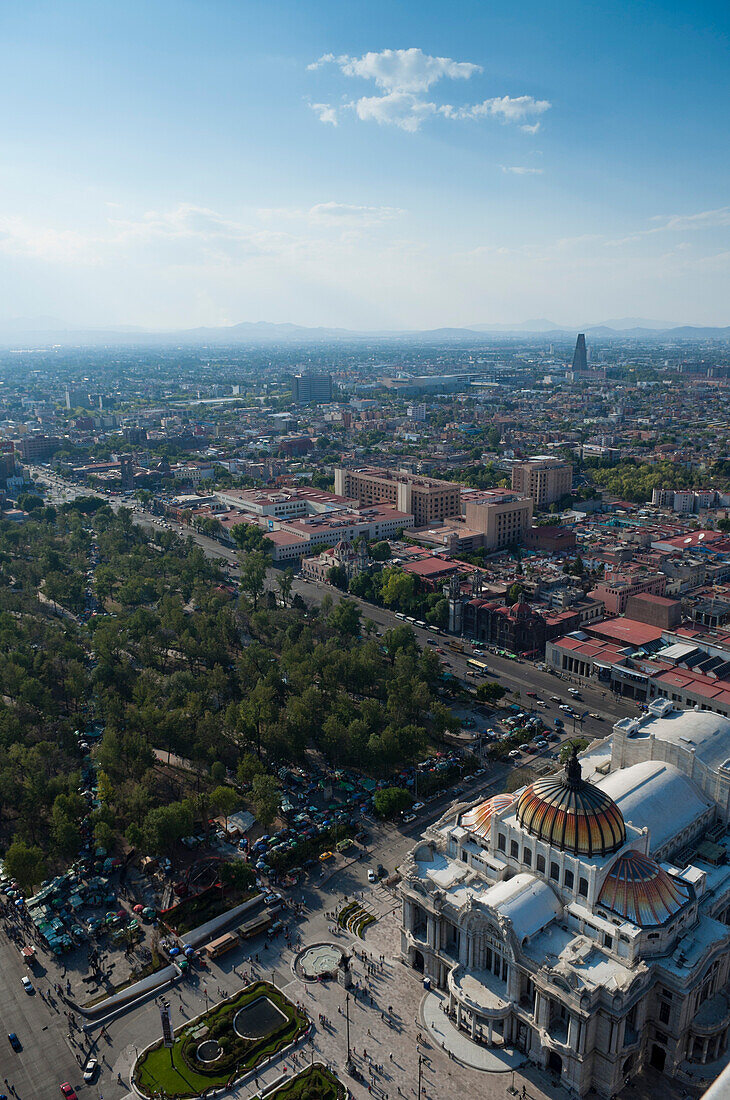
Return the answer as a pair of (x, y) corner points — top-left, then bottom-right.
(516, 745), (626, 857)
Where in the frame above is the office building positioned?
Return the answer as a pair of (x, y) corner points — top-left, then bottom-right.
(511, 459), (573, 509)
(464, 490), (533, 550)
(572, 333), (588, 373)
(334, 466), (461, 526)
(291, 373), (333, 405)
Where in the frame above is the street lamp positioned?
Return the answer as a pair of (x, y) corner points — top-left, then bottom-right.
(418, 1052), (423, 1100)
(345, 993), (351, 1064)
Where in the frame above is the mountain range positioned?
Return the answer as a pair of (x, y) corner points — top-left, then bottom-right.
(1, 317), (729, 346)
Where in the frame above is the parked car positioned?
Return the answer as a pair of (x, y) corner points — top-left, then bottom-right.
(20, 976), (33, 993)
(402, 814), (416, 824)
(60, 1086), (79, 1100)
(412, 802), (425, 812)
(367, 869), (377, 883)
(8, 1032), (21, 1052)
(508, 750), (521, 759)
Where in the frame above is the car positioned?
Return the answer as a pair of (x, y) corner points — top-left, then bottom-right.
(519, 743), (531, 752)
(508, 749), (521, 759)
(20, 975), (33, 993)
(589, 713), (603, 721)
(412, 802), (425, 811)
(60, 1085), (79, 1100)
(402, 813), (416, 824)
(83, 1058), (98, 1083)
(559, 704), (573, 712)
(367, 869), (377, 883)
(8, 1032), (21, 1052)
(551, 696), (561, 703)
(264, 892), (283, 908)
(526, 691), (538, 698)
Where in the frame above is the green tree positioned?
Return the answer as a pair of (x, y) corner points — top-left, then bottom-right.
(328, 598), (361, 637)
(211, 784), (239, 830)
(476, 682), (507, 704)
(238, 549), (269, 610)
(3, 840), (47, 892)
(276, 567), (294, 608)
(251, 774), (281, 828)
(374, 786), (413, 819)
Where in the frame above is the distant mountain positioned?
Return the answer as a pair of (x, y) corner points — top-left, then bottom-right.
(0, 317), (729, 347)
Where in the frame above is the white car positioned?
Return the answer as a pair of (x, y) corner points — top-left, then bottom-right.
(21, 975), (33, 993)
(367, 869), (377, 883)
(559, 704), (573, 712)
(508, 750), (521, 759)
(83, 1057), (98, 1083)
(412, 802), (425, 812)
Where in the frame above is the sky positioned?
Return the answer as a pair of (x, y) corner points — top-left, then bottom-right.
(0, 0), (729, 331)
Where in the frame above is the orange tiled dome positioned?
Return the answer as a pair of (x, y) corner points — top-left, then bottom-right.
(598, 850), (693, 926)
(516, 746), (626, 857)
(460, 794), (515, 838)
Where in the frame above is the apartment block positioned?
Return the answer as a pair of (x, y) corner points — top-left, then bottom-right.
(334, 466), (461, 526)
(511, 459), (573, 508)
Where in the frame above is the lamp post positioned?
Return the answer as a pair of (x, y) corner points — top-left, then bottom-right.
(345, 992), (351, 1064)
(418, 1052), (423, 1100)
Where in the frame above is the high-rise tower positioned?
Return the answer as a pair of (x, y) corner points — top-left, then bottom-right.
(572, 333), (588, 372)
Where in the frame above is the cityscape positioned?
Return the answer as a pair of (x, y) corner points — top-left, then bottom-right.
(1, 4), (730, 1100)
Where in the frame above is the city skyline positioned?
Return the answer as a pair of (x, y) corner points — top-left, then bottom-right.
(1, 1), (729, 330)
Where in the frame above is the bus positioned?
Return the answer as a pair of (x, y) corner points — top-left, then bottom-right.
(448, 640), (464, 653)
(467, 659), (489, 675)
(394, 612), (406, 620)
(238, 913), (272, 940)
(204, 932), (239, 958)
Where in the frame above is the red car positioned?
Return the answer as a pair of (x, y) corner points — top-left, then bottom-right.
(60, 1085), (78, 1100)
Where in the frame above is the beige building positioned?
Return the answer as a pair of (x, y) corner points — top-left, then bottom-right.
(334, 466), (461, 526)
(464, 490), (533, 550)
(512, 459), (573, 508)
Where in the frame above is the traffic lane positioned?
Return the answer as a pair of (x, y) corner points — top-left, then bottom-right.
(0, 962), (80, 1099)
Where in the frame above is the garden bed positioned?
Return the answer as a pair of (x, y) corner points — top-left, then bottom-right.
(134, 981), (308, 1099)
(265, 1062), (346, 1099)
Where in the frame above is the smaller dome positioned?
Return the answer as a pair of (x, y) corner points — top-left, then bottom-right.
(598, 850), (693, 927)
(460, 794), (514, 838)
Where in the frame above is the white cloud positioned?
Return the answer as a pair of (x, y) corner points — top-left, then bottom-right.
(499, 165), (543, 175)
(310, 48), (480, 93)
(354, 91), (437, 131)
(308, 202), (404, 225)
(651, 206), (730, 231)
(310, 102), (339, 126)
(442, 95), (551, 122)
(308, 48), (550, 133)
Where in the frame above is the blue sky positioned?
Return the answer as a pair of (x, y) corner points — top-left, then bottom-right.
(1, 0), (729, 330)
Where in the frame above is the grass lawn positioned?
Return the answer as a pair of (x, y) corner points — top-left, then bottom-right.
(134, 981), (308, 1099)
(267, 1062), (346, 1099)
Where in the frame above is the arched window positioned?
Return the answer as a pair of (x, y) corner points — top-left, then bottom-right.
(536, 854), (546, 873)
